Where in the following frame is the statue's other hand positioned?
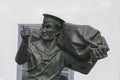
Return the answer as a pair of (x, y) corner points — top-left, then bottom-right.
(89, 46), (108, 61)
(20, 27), (30, 42)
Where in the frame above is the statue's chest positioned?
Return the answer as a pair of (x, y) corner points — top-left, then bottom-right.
(29, 40), (60, 61)
(27, 41), (64, 76)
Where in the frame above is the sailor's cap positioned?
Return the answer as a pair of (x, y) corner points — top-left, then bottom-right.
(43, 14), (65, 25)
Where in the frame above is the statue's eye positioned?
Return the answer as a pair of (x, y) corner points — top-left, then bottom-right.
(45, 25), (51, 29)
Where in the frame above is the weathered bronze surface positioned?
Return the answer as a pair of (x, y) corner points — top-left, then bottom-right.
(15, 14), (109, 80)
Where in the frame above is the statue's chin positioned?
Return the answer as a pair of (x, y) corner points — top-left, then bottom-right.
(42, 36), (54, 41)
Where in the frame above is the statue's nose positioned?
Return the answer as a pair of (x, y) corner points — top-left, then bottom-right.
(42, 28), (47, 33)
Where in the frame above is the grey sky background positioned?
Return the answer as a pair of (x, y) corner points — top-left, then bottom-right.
(0, 0), (120, 80)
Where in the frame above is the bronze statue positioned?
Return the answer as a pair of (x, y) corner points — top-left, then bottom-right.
(15, 14), (109, 80)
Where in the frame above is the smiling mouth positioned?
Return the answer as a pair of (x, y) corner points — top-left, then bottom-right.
(42, 32), (48, 36)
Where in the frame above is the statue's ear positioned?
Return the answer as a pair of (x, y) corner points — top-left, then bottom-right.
(55, 29), (62, 36)
(55, 31), (60, 36)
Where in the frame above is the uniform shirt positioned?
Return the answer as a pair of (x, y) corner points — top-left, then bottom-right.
(26, 39), (76, 80)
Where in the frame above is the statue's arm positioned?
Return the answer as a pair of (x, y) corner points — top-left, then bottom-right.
(15, 27), (30, 65)
(66, 59), (97, 74)
(64, 52), (97, 74)
(15, 41), (28, 65)
(77, 26), (109, 60)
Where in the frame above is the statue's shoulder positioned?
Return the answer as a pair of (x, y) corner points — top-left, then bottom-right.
(64, 23), (99, 32)
(63, 23), (100, 40)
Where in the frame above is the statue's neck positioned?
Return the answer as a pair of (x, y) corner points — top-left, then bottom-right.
(43, 37), (57, 49)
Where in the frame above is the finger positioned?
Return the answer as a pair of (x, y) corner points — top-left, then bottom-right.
(92, 49), (99, 59)
(97, 48), (105, 58)
(25, 30), (30, 35)
(99, 48), (107, 58)
(93, 49), (100, 59)
(95, 49), (103, 59)
(91, 51), (98, 61)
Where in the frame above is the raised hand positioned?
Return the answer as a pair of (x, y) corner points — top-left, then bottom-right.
(20, 25), (30, 43)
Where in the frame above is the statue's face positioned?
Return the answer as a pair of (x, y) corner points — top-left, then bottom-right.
(41, 19), (60, 41)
